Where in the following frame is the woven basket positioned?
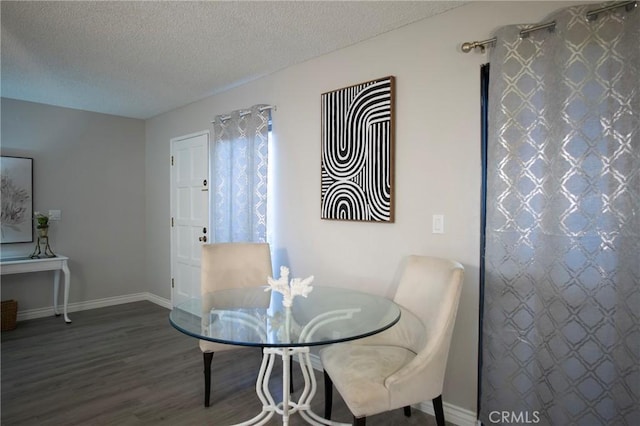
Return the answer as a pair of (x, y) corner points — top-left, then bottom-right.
(1, 300), (18, 331)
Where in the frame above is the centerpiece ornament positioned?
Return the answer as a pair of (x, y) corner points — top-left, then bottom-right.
(266, 266), (314, 308)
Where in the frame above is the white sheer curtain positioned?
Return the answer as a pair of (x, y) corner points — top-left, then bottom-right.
(481, 2), (638, 425)
(212, 104), (270, 243)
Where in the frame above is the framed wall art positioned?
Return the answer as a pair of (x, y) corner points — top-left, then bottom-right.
(1, 156), (34, 243)
(321, 76), (395, 222)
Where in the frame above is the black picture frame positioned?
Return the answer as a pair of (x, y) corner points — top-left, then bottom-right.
(320, 76), (395, 222)
(1, 156), (34, 243)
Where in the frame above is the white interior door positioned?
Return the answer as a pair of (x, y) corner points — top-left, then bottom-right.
(170, 132), (210, 307)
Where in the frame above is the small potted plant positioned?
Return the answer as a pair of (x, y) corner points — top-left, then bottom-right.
(30, 211), (56, 258)
(34, 211), (50, 237)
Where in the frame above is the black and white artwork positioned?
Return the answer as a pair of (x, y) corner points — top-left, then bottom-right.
(321, 76), (395, 222)
(1, 156), (34, 243)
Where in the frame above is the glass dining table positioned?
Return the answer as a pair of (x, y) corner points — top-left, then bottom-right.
(169, 285), (401, 426)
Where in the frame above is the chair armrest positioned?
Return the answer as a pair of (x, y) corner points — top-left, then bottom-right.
(384, 306), (459, 403)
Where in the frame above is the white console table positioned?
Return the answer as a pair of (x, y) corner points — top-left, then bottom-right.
(0, 255), (71, 323)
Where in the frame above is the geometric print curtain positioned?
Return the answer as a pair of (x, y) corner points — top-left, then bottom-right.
(480, 3), (639, 425)
(212, 104), (269, 243)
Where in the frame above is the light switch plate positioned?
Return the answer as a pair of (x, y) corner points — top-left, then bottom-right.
(432, 214), (444, 234)
(49, 210), (61, 220)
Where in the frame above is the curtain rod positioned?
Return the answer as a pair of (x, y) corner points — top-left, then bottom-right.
(212, 105), (276, 124)
(461, 0), (637, 53)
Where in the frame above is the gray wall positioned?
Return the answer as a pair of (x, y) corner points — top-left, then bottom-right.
(1, 98), (146, 309)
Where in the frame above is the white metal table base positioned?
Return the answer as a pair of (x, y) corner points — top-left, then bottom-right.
(231, 346), (348, 426)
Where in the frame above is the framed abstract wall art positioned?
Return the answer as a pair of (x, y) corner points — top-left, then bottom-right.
(1, 156), (34, 243)
(321, 76), (395, 222)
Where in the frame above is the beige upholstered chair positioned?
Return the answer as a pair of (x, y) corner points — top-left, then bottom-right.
(320, 255), (464, 426)
(200, 242), (272, 407)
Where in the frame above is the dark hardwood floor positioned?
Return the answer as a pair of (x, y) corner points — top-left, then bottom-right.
(1, 301), (442, 425)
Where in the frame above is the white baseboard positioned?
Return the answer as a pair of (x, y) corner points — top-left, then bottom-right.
(416, 399), (477, 426)
(144, 292), (172, 309)
(16, 292), (172, 321)
(307, 354), (477, 426)
(16, 296), (477, 426)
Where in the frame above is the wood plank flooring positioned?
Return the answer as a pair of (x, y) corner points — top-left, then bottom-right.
(1, 301), (443, 425)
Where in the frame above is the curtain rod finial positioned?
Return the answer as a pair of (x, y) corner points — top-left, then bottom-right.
(461, 41), (485, 53)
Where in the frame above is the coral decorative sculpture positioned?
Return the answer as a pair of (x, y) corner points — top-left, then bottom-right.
(266, 266), (314, 308)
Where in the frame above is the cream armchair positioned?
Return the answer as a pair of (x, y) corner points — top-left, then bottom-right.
(320, 255), (464, 425)
(199, 242), (272, 407)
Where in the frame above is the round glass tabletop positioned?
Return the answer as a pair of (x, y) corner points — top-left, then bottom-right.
(169, 286), (400, 348)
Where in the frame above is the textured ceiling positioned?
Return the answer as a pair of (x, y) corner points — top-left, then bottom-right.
(1, 1), (465, 119)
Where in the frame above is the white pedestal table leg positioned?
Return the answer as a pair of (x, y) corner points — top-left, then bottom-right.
(232, 349), (277, 426)
(230, 346), (348, 426)
(295, 349), (348, 426)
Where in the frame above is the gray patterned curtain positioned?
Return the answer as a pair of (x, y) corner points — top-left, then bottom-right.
(212, 105), (269, 242)
(481, 3), (639, 426)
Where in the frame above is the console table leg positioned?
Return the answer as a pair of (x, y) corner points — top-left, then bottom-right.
(53, 270), (61, 316)
(62, 261), (71, 323)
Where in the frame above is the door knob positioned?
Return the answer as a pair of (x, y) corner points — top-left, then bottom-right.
(199, 236), (208, 242)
